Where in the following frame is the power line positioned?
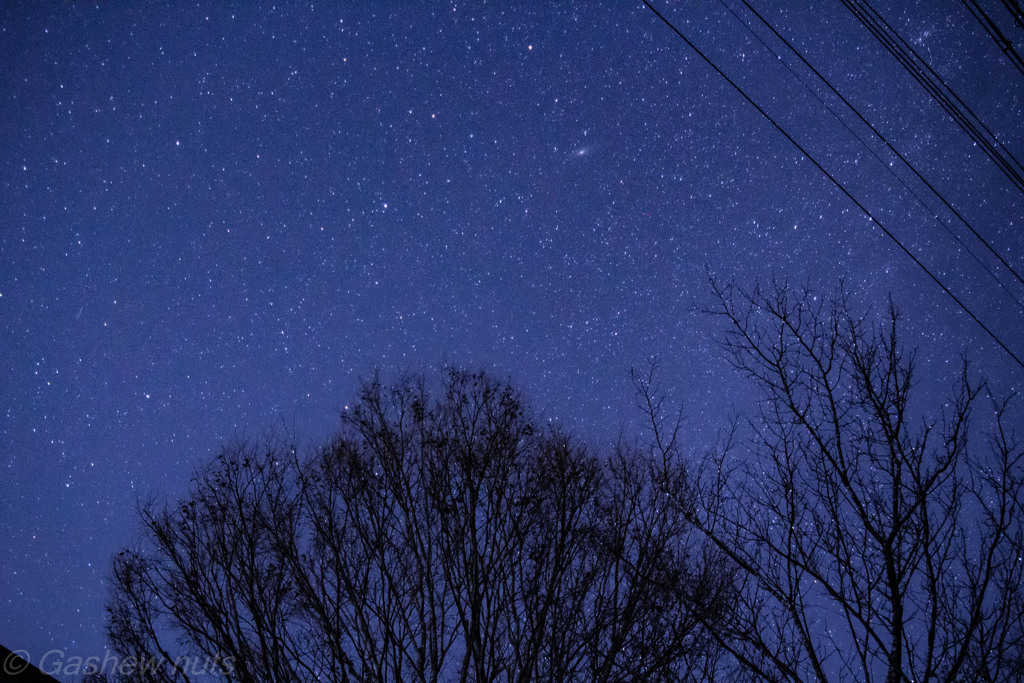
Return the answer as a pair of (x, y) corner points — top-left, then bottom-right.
(843, 0), (1024, 195)
(639, 0), (1024, 370)
(961, 0), (1024, 77)
(720, 0), (1024, 308)
(999, 0), (1024, 27)
(847, 0), (1024, 189)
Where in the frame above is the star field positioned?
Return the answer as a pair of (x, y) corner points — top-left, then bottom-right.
(2, 1), (1022, 671)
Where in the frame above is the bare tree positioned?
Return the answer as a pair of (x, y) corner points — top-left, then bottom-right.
(107, 434), (303, 683)
(107, 368), (732, 682)
(665, 279), (1024, 682)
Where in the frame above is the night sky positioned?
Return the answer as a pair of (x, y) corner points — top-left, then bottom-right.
(2, 1), (1022, 671)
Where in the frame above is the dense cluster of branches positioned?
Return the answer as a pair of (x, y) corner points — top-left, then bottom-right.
(107, 370), (732, 683)
(667, 280), (1024, 682)
(106, 280), (1024, 682)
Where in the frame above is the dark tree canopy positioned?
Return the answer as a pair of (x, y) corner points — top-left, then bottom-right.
(105, 281), (1024, 683)
(107, 369), (731, 683)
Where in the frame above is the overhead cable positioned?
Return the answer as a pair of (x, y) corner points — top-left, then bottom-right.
(639, 0), (1024, 370)
(960, 0), (1024, 78)
(723, 0), (1024, 307)
(842, 0), (1024, 195)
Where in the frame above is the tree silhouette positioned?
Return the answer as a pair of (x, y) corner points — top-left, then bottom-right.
(107, 369), (733, 682)
(650, 279), (1024, 682)
(107, 281), (1022, 682)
